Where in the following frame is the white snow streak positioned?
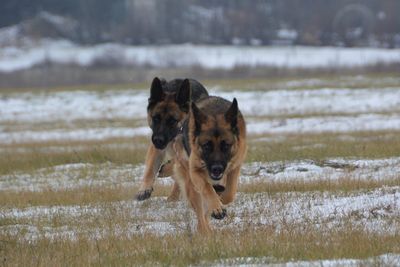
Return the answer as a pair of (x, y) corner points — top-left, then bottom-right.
(1, 41), (400, 72)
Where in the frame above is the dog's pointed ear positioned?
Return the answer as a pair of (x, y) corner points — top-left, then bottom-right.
(176, 79), (191, 112)
(225, 98), (239, 135)
(149, 77), (165, 106)
(191, 102), (207, 136)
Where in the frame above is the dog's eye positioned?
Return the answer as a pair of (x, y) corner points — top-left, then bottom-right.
(167, 117), (178, 126)
(152, 115), (161, 123)
(220, 141), (231, 152)
(202, 141), (213, 152)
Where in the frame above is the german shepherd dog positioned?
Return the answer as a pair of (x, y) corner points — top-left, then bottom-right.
(135, 77), (208, 201)
(173, 96), (247, 233)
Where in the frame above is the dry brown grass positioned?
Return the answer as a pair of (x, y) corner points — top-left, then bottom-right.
(1, 130), (400, 175)
(1, 70), (399, 93)
(1, 75), (400, 265)
(247, 130), (400, 163)
(0, 184), (175, 208)
(1, 176), (399, 209)
(0, 137), (148, 175)
(0, 227), (399, 266)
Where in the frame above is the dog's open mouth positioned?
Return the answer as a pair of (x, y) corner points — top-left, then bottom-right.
(210, 173), (223, 180)
(212, 184), (225, 193)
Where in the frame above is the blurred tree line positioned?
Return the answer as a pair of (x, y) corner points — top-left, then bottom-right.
(1, 0), (399, 47)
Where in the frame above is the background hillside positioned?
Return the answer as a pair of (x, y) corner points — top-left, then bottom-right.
(1, 0), (400, 47)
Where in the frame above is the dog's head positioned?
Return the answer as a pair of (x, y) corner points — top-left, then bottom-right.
(190, 98), (240, 181)
(147, 77), (191, 150)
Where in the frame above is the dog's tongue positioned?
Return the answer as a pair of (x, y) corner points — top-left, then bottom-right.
(213, 184), (225, 193)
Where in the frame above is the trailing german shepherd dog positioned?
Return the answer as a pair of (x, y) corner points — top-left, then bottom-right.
(173, 96), (247, 233)
(135, 77), (208, 201)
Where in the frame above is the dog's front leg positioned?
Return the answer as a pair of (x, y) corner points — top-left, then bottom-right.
(135, 144), (165, 201)
(174, 160), (210, 234)
(220, 166), (241, 205)
(190, 170), (226, 220)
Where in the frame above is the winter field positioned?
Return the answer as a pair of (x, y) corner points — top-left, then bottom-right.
(1, 73), (400, 265)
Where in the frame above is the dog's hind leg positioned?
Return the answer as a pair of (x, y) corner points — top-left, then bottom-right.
(159, 159), (181, 202)
(136, 144), (165, 201)
(158, 159), (174, 177)
(166, 178), (181, 202)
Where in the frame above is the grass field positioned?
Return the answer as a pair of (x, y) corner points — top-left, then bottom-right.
(1, 73), (399, 266)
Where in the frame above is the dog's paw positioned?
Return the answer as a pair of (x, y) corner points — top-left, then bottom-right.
(211, 207), (227, 220)
(135, 188), (153, 201)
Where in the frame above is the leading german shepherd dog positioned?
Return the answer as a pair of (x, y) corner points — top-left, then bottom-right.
(173, 96), (247, 233)
(136, 77), (208, 201)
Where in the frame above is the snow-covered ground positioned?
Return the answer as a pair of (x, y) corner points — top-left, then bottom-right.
(2, 158), (400, 192)
(1, 80), (399, 264)
(1, 86), (400, 144)
(211, 254), (400, 266)
(2, 186), (399, 239)
(1, 40), (400, 72)
(1, 158), (399, 240)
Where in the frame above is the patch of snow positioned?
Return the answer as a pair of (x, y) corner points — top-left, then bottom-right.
(0, 126), (150, 144)
(1, 157), (399, 242)
(215, 87), (400, 118)
(1, 157), (399, 194)
(5, 112), (398, 143)
(241, 157), (400, 184)
(1, 42), (400, 72)
(2, 87), (399, 123)
(1, 87), (400, 143)
(0, 25), (22, 46)
(0, 162), (146, 192)
(1, 186), (399, 240)
(246, 113), (400, 135)
(211, 254), (400, 266)
(276, 28), (298, 40)
(0, 89), (149, 123)
(38, 11), (76, 30)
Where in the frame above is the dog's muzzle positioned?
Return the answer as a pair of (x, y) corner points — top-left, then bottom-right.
(152, 135), (168, 150)
(209, 163), (224, 180)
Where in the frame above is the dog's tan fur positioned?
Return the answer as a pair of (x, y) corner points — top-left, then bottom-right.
(136, 78), (208, 201)
(138, 94), (186, 200)
(173, 96), (247, 233)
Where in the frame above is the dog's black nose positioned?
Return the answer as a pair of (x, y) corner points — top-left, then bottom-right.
(210, 164), (224, 180)
(152, 136), (166, 149)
